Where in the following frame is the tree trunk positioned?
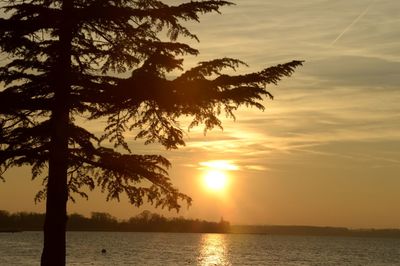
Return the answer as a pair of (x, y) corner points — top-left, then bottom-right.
(41, 0), (73, 265)
(41, 109), (69, 266)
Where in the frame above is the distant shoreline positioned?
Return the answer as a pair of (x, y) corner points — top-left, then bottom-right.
(0, 229), (22, 233)
(2, 228), (400, 239)
(1, 210), (399, 238)
(230, 225), (400, 239)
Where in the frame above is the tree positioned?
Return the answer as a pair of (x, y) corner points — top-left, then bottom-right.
(0, 0), (302, 265)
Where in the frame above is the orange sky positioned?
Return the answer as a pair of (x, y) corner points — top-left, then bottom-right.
(1, 0), (400, 228)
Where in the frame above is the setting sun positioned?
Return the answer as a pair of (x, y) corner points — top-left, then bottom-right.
(200, 160), (238, 192)
(204, 170), (228, 191)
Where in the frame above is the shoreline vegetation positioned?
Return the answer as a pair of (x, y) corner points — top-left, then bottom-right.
(1, 210), (399, 238)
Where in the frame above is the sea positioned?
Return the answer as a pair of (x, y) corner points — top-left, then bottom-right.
(1, 232), (400, 265)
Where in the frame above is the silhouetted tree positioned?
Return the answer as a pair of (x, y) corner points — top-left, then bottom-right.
(90, 211), (118, 230)
(0, 210), (45, 230)
(0, 0), (302, 264)
(1, 210), (233, 233)
(0, 210), (11, 229)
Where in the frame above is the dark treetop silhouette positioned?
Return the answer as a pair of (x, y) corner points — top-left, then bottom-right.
(0, 0), (302, 265)
(0, 210), (231, 233)
(3, 210), (400, 239)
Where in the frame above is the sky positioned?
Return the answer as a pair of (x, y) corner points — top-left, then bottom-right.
(1, 0), (400, 228)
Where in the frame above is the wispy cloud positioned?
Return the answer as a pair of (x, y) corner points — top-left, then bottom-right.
(330, 0), (377, 46)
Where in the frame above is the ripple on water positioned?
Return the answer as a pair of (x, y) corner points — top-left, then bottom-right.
(1, 232), (400, 265)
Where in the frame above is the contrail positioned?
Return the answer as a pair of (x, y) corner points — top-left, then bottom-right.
(331, 0), (376, 46)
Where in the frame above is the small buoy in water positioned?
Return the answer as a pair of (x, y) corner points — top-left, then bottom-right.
(101, 249), (106, 254)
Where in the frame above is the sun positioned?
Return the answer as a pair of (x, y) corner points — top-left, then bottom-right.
(203, 170), (228, 191)
(200, 160), (238, 192)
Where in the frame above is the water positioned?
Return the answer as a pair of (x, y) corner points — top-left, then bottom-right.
(1, 232), (400, 265)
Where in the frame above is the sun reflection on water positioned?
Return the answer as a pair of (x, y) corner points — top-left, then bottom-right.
(198, 234), (230, 266)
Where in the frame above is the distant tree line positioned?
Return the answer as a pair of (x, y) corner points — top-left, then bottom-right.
(231, 225), (400, 239)
(0, 210), (45, 231)
(1, 210), (399, 238)
(0, 210), (230, 233)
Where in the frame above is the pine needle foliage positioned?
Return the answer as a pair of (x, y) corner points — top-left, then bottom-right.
(1, 1), (302, 263)
(0, 0), (302, 210)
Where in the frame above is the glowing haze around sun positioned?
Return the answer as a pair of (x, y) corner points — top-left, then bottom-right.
(200, 161), (238, 192)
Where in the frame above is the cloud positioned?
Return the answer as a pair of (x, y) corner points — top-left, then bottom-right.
(86, 0), (400, 177)
(302, 56), (400, 87)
